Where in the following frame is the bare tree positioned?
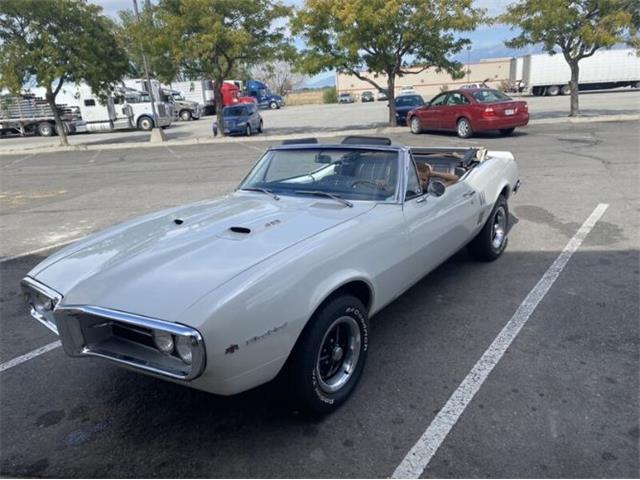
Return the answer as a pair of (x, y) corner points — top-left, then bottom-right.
(251, 61), (308, 96)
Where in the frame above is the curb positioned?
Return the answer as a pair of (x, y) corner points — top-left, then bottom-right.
(1, 113), (638, 156)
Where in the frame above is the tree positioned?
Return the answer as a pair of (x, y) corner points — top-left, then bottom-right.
(501, 0), (639, 116)
(0, 0), (129, 146)
(154, 0), (291, 134)
(292, 0), (484, 126)
(251, 61), (308, 96)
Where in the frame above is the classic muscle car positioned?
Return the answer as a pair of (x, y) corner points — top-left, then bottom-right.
(21, 136), (519, 414)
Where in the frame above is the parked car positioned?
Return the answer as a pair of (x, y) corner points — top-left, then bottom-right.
(398, 86), (417, 96)
(361, 91), (375, 102)
(460, 82), (488, 89)
(407, 88), (529, 138)
(394, 94), (425, 125)
(21, 136), (519, 414)
(215, 103), (263, 136)
(338, 92), (355, 104)
(377, 90), (388, 101)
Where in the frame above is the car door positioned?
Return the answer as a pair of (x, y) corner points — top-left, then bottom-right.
(403, 157), (482, 280)
(418, 93), (448, 130)
(441, 92), (471, 131)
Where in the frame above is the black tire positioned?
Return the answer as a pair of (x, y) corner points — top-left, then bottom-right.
(269, 101), (278, 110)
(288, 295), (369, 415)
(409, 116), (422, 134)
(137, 116), (154, 131)
(37, 122), (54, 137)
(560, 84), (571, 95)
(499, 127), (515, 136)
(546, 85), (560, 96)
(180, 110), (192, 121)
(456, 117), (473, 138)
(257, 120), (263, 133)
(467, 194), (509, 261)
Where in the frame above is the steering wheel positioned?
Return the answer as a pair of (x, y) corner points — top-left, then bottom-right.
(351, 179), (389, 190)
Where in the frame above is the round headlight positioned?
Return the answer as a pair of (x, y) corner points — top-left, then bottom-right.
(152, 330), (174, 354)
(175, 335), (193, 365)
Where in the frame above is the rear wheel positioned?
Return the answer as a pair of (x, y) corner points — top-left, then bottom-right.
(245, 124), (252, 136)
(546, 85), (560, 96)
(37, 122), (54, 137)
(456, 117), (473, 138)
(409, 116), (422, 134)
(287, 295), (369, 415)
(499, 127), (515, 136)
(467, 194), (509, 261)
(560, 84), (571, 95)
(257, 120), (263, 133)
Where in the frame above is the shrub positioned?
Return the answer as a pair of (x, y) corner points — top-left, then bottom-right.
(323, 87), (338, 103)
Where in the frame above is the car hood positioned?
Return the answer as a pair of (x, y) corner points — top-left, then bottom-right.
(29, 194), (374, 322)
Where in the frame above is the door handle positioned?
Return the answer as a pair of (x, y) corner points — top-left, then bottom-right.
(416, 196), (427, 204)
(462, 190), (476, 198)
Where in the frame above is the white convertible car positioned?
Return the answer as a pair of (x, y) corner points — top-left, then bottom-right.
(22, 136), (519, 414)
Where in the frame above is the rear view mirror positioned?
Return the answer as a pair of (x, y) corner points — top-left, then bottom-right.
(427, 180), (446, 197)
(316, 153), (332, 164)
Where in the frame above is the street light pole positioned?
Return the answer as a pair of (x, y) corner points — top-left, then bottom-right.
(467, 45), (472, 83)
(132, 0), (162, 139)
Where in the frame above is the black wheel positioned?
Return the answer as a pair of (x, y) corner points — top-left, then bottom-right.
(257, 120), (263, 133)
(269, 101), (278, 110)
(499, 127), (515, 136)
(456, 117), (473, 138)
(288, 295), (369, 415)
(560, 84), (571, 95)
(180, 110), (192, 121)
(37, 122), (54, 137)
(409, 116), (422, 134)
(546, 85), (560, 96)
(467, 194), (509, 261)
(245, 124), (252, 136)
(137, 116), (154, 131)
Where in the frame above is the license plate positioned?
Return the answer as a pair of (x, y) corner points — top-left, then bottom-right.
(224, 129), (231, 134)
(505, 109), (515, 116)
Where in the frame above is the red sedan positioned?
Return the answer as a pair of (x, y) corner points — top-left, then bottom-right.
(407, 88), (529, 138)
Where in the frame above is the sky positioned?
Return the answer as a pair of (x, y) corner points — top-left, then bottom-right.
(90, 0), (526, 87)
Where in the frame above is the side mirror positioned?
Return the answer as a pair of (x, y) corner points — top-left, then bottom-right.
(424, 102), (430, 108)
(427, 180), (446, 197)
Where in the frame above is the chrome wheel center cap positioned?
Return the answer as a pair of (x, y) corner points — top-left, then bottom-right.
(331, 346), (344, 362)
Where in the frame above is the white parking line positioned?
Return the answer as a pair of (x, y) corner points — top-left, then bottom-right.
(0, 340), (61, 373)
(392, 203), (609, 479)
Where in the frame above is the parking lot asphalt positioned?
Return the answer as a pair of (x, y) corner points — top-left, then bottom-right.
(0, 88), (638, 152)
(0, 120), (638, 477)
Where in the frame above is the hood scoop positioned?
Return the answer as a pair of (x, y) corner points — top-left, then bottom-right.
(229, 226), (251, 234)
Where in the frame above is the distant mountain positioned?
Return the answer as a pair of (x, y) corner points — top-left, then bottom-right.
(452, 43), (545, 63)
(299, 73), (336, 90)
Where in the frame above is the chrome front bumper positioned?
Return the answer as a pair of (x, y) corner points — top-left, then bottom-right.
(21, 277), (206, 381)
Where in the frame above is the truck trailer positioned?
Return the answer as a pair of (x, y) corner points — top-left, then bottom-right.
(511, 48), (640, 96)
(0, 94), (83, 137)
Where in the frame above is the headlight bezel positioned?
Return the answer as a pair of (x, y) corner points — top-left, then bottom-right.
(21, 277), (62, 334)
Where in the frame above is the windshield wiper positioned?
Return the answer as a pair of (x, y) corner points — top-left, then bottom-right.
(241, 187), (280, 200)
(294, 190), (353, 208)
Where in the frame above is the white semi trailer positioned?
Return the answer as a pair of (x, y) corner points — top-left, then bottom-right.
(511, 48), (640, 96)
(164, 79), (215, 114)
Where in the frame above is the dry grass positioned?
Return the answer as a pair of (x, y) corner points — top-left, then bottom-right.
(285, 90), (325, 106)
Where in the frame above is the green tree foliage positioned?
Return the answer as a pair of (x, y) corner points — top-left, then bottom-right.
(117, 6), (179, 83)
(153, 0), (291, 134)
(292, 0), (484, 126)
(0, 0), (129, 145)
(501, 0), (639, 116)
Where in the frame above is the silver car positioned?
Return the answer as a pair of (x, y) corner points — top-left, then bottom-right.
(22, 137), (519, 414)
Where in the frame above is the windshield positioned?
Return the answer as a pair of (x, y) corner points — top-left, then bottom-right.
(172, 93), (185, 101)
(224, 106), (248, 117)
(239, 148), (399, 202)
(472, 89), (512, 103)
(395, 95), (423, 107)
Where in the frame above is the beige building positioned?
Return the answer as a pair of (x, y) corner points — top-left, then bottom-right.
(336, 58), (511, 100)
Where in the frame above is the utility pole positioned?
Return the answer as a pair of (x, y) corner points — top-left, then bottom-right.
(132, 0), (165, 141)
(467, 45), (472, 83)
